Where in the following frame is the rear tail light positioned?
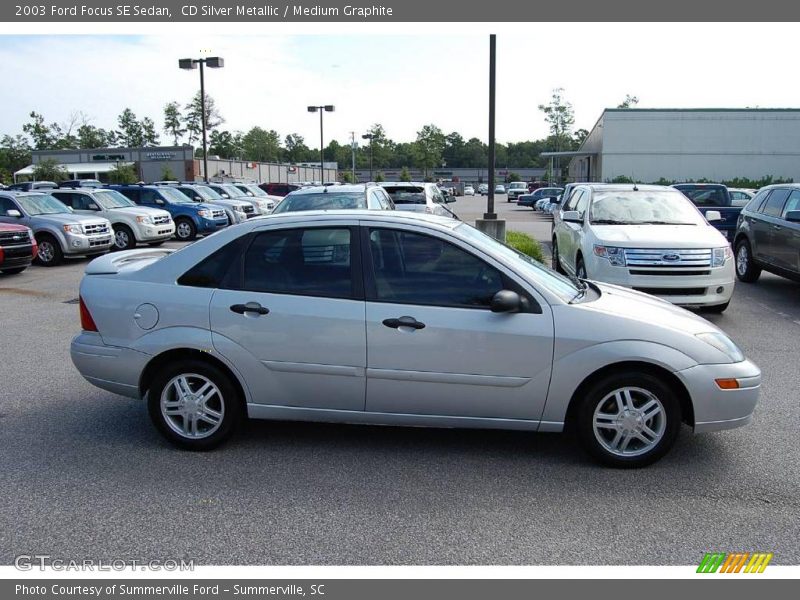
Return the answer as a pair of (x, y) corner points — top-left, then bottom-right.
(79, 296), (98, 332)
(0, 246), (4, 264)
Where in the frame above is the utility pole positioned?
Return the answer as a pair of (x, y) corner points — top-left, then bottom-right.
(350, 131), (356, 183)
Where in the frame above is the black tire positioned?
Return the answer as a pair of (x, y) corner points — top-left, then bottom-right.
(551, 238), (566, 274)
(147, 360), (242, 451)
(735, 239), (761, 283)
(113, 224), (136, 251)
(148, 241), (165, 247)
(576, 255), (587, 280)
(34, 234), (63, 267)
(703, 301), (730, 314)
(174, 218), (197, 241)
(575, 371), (682, 468)
(1, 266), (27, 275)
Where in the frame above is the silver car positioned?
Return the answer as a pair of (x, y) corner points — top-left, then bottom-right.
(70, 212), (760, 467)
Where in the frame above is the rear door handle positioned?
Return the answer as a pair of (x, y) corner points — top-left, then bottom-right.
(230, 302), (270, 315)
(772, 225), (782, 230)
(382, 316), (425, 330)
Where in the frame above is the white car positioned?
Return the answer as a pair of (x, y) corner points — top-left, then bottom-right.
(552, 184), (735, 312)
(70, 211), (760, 468)
(506, 181), (528, 201)
(464, 185), (475, 196)
(51, 188), (174, 250)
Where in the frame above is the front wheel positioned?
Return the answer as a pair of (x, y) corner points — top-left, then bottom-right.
(575, 372), (682, 468)
(148, 360), (242, 450)
(174, 218), (197, 241)
(576, 256), (587, 279)
(551, 238), (565, 274)
(34, 234), (63, 267)
(113, 224), (136, 251)
(735, 239), (761, 282)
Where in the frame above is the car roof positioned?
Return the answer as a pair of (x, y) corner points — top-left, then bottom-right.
(582, 184), (680, 192)
(252, 209), (459, 229)
(289, 184), (370, 195)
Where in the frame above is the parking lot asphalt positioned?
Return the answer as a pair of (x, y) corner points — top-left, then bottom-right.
(1, 199), (799, 565)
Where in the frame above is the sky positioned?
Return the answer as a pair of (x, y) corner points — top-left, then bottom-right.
(1, 24), (798, 148)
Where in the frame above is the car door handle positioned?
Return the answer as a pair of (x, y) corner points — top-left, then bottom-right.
(382, 316), (425, 330)
(230, 302), (270, 315)
(772, 225), (782, 230)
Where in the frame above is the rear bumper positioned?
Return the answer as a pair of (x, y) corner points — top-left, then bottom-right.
(675, 358), (761, 432)
(70, 332), (149, 399)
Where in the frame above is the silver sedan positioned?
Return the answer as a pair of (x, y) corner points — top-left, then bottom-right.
(70, 211), (760, 467)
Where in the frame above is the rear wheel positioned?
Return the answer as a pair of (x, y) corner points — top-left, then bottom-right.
(113, 224), (136, 251)
(735, 239), (761, 282)
(551, 238), (565, 274)
(1, 266), (27, 275)
(34, 234), (63, 267)
(576, 255), (587, 279)
(174, 218), (197, 241)
(148, 360), (242, 451)
(576, 372), (682, 468)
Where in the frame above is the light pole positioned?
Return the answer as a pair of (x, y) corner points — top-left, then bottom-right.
(179, 56), (224, 183)
(308, 105), (334, 183)
(362, 133), (374, 181)
(349, 131), (357, 183)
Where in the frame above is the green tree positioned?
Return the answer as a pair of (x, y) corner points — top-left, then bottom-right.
(284, 133), (313, 163)
(241, 127), (281, 162)
(572, 128), (590, 148)
(184, 92), (225, 146)
(341, 171), (355, 183)
(538, 88), (575, 151)
(22, 112), (61, 150)
(0, 135), (32, 177)
(399, 166), (411, 182)
(413, 124), (446, 180)
(617, 94), (639, 109)
(209, 130), (243, 158)
(116, 108), (144, 147)
(374, 171), (385, 183)
(32, 158), (68, 182)
(77, 124), (116, 149)
(160, 165), (177, 180)
(107, 163), (139, 184)
(163, 101), (186, 145)
(141, 117), (160, 146)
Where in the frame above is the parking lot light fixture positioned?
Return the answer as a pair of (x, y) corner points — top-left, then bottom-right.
(362, 133), (374, 181)
(179, 56), (225, 183)
(308, 105), (335, 183)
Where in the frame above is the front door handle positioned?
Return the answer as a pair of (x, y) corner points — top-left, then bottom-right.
(382, 316), (425, 330)
(230, 302), (270, 316)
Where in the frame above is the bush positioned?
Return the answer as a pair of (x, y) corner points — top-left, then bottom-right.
(161, 165), (177, 181)
(374, 171), (385, 183)
(505, 230), (544, 263)
(400, 166), (411, 182)
(107, 163), (139, 184)
(32, 158), (68, 182)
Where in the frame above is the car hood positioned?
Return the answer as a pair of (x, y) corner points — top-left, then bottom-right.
(0, 222), (29, 232)
(591, 224), (726, 247)
(195, 203), (227, 213)
(31, 213), (108, 226)
(110, 206), (171, 219)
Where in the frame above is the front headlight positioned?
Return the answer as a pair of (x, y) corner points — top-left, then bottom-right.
(696, 332), (744, 362)
(197, 210), (209, 218)
(712, 246), (733, 267)
(234, 206), (246, 213)
(136, 215), (154, 225)
(63, 223), (83, 234)
(593, 245), (626, 266)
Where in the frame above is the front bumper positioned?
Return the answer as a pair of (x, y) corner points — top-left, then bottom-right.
(197, 217), (229, 234)
(676, 358), (761, 432)
(587, 254), (735, 307)
(139, 222), (176, 242)
(64, 232), (113, 254)
(70, 332), (149, 399)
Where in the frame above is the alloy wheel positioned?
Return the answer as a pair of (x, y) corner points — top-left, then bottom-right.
(160, 373), (225, 440)
(736, 244), (749, 276)
(176, 222), (192, 240)
(592, 386), (666, 458)
(38, 241), (55, 263)
(114, 229), (130, 249)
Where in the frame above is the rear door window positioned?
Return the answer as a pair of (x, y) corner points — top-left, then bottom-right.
(761, 189), (790, 218)
(782, 190), (800, 218)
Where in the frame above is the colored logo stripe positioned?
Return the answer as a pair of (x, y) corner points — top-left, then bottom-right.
(697, 552), (773, 573)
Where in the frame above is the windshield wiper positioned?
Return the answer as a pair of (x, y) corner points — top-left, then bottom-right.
(590, 219), (633, 225)
(635, 221), (697, 225)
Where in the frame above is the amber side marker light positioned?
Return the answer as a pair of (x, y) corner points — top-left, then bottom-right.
(715, 378), (740, 390)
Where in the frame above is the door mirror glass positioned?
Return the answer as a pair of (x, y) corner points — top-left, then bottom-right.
(562, 210), (582, 223)
(88, 203), (100, 211)
(785, 210), (800, 222)
(490, 290), (521, 313)
(7, 209), (22, 218)
(705, 210), (723, 222)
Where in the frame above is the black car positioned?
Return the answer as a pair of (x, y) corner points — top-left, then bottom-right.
(733, 184), (800, 283)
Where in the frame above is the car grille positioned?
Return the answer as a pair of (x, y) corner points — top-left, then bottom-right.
(211, 210), (226, 219)
(624, 248), (712, 274)
(84, 222), (110, 236)
(633, 287), (707, 296)
(2, 243), (33, 258)
(153, 215), (171, 225)
(0, 231), (29, 246)
(242, 205), (255, 214)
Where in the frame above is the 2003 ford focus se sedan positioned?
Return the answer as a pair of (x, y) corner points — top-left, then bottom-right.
(70, 211), (761, 467)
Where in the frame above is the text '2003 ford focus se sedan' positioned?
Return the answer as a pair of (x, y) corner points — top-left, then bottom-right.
(70, 212), (760, 467)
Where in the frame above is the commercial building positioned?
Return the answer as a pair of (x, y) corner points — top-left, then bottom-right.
(351, 167), (549, 186)
(556, 108), (800, 183)
(15, 146), (336, 184)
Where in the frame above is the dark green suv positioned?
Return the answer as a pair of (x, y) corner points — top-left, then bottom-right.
(733, 184), (800, 283)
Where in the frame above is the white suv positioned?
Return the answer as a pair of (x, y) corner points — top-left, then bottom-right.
(551, 184), (734, 312)
(51, 188), (174, 250)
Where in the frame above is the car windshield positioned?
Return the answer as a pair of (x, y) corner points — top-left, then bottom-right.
(509, 182), (526, 189)
(16, 194), (70, 215)
(675, 186), (728, 207)
(92, 190), (135, 209)
(218, 184), (246, 198)
(188, 186), (224, 201)
(456, 224), (581, 301)
(272, 192), (367, 213)
(589, 191), (705, 225)
(159, 187), (195, 204)
(240, 184), (268, 197)
(382, 186), (426, 204)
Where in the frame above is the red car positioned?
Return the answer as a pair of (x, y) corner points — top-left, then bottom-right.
(0, 222), (38, 275)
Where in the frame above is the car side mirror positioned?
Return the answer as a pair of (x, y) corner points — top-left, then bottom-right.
(550, 196), (560, 202)
(784, 210), (800, 222)
(88, 203), (100, 210)
(7, 209), (22, 218)
(155, 199), (165, 205)
(194, 196), (202, 202)
(490, 290), (522, 313)
(446, 195), (456, 203)
(562, 210), (582, 223)
(705, 210), (723, 222)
